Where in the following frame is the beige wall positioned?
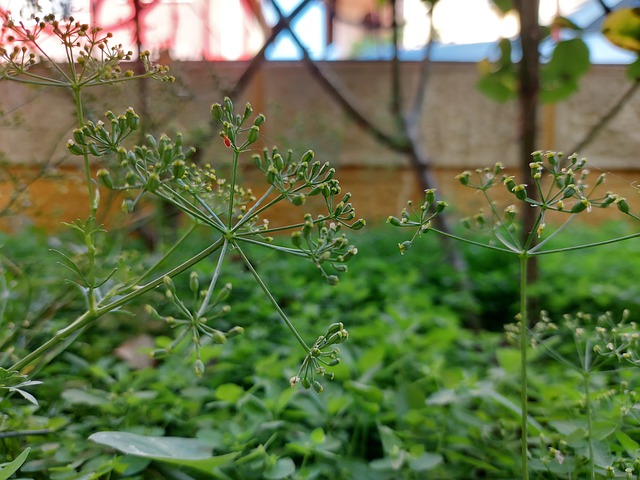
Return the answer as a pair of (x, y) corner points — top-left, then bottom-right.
(0, 61), (639, 229)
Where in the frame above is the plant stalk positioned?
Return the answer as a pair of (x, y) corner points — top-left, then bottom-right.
(519, 252), (530, 480)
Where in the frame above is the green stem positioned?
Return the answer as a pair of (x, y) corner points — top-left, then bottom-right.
(235, 236), (308, 257)
(519, 253), (530, 480)
(195, 238), (228, 318)
(70, 85), (100, 311)
(98, 237), (224, 314)
(534, 230), (640, 255)
(584, 370), (595, 480)
(11, 238), (224, 372)
(11, 310), (95, 372)
(127, 223), (199, 288)
(427, 227), (515, 254)
(227, 149), (240, 228)
(233, 242), (309, 351)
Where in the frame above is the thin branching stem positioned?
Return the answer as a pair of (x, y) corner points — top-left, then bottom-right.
(234, 242), (309, 351)
(196, 238), (228, 318)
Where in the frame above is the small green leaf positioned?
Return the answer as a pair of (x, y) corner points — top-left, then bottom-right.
(214, 383), (245, 403)
(616, 430), (640, 456)
(264, 457), (296, 479)
(310, 427), (325, 444)
(541, 39), (590, 103)
(0, 447), (30, 480)
(62, 388), (110, 406)
(89, 431), (238, 474)
(408, 451), (443, 472)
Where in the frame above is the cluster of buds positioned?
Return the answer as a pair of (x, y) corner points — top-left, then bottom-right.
(67, 109), (241, 217)
(0, 13), (172, 85)
(147, 275), (243, 377)
(292, 214), (360, 285)
(593, 310), (640, 366)
(211, 97), (264, 152)
(290, 322), (349, 393)
(387, 189), (446, 254)
(67, 108), (140, 157)
(508, 152), (630, 216)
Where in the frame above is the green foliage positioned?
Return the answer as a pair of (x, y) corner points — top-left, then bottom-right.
(3, 223), (640, 478)
(390, 151), (640, 479)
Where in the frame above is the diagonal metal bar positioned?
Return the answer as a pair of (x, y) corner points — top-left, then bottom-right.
(227, 0), (314, 99)
(266, 0), (409, 152)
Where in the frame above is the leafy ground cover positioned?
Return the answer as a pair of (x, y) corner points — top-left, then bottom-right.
(2, 221), (640, 479)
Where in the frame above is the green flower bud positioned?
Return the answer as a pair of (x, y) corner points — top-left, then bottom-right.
(301, 150), (315, 164)
(194, 359), (205, 378)
(226, 326), (244, 337)
(96, 169), (113, 189)
(563, 185), (576, 199)
(67, 140), (84, 156)
(189, 271), (199, 294)
(254, 113), (266, 126)
(351, 218), (366, 230)
(456, 171), (471, 186)
(616, 198), (630, 214)
(151, 348), (168, 358)
(435, 201), (447, 213)
(126, 108), (140, 130)
(291, 231), (303, 247)
(290, 193), (306, 206)
(247, 125), (259, 144)
(163, 275), (176, 294)
(387, 216), (402, 227)
(326, 275), (339, 286)
(223, 97), (233, 113)
(425, 189), (436, 204)
(211, 103), (223, 122)
(172, 159), (186, 179)
(313, 381), (324, 393)
(88, 142), (100, 157)
(145, 173), (161, 192)
(399, 240), (411, 255)
(215, 283), (232, 304)
(570, 199), (588, 213)
(266, 165), (278, 185)
(72, 128), (86, 145)
(145, 304), (162, 321)
(513, 184), (527, 200)
(252, 154), (263, 170)
(211, 329), (227, 344)
(301, 377), (311, 389)
(327, 322), (344, 335)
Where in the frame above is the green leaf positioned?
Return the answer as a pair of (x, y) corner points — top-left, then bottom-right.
(214, 383), (245, 403)
(541, 38), (590, 103)
(0, 448), (30, 480)
(310, 427), (325, 444)
(408, 452), (443, 472)
(62, 388), (110, 406)
(377, 425), (402, 456)
(476, 71), (517, 103)
(626, 57), (640, 80)
(264, 457), (296, 479)
(615, 431), (640, 456)
(491, 0), (513, 13)
(89, 431), (238, 474)
(602, 8), (640, 52)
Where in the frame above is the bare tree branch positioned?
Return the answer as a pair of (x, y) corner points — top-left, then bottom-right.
(570, 80), (640, 154)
